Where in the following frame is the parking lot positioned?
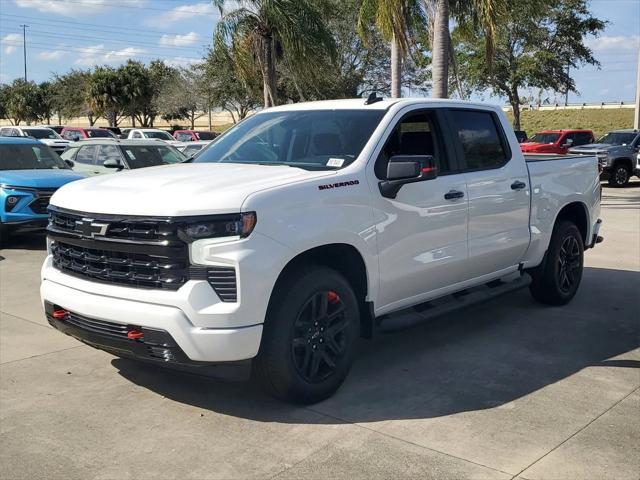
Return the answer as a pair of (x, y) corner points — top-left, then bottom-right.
(0, 182), (638, 480)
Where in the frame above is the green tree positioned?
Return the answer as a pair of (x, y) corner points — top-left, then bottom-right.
(118, 60), (156, 127)
(34, 82), (56, 124)
(455, 0), (604, 129)
(213, 0), (336, 107)
(4, 79), (39, 125)
(357, 0), (426, 98)
(89, 67), (124, 127)
(52, 70), (98, 125)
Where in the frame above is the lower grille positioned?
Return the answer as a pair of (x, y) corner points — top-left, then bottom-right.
(29, 195), (52, 214)
(207, 266), (238, 302)
(51, 241), (189, 290)
(64, 312), (129, 338)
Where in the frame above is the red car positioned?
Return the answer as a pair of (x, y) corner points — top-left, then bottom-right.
(520, 129), (594, 154)
(173, 130), (218, 142)
(60, 127), (117, 142)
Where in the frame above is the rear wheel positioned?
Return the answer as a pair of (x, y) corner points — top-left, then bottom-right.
(254, 266), (359, 404)
(529, 220), (584, 305)
(607, 164), (630, 187)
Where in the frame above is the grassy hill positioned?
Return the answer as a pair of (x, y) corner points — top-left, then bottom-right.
(505, 108), (635, 139)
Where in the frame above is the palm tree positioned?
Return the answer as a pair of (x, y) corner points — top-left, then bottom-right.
(213, 0), (335, 107)
(358, 0), (425, 98)
(430, 0), (504, 98)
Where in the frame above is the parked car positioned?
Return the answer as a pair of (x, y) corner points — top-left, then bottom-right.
(103, 126), (122, 137)
(60, 127), (116, 141)
(568, 129), (640, 187)
(520, 129), (594, 154)
(173, 130), (218, 142)
(119, 128), (132, 139)
(126, 128), (178, 144)
(39, 125), (65, 135)
(60, 139), (186, 176)
(0, 126), (71, 155)
(174, 140), (212, 157)
(41, 99), (602, 404)
(514, 130), (528, 143)
(0, 137), (84, 244)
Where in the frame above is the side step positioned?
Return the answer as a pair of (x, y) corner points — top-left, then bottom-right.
(378, 273), (532, 333)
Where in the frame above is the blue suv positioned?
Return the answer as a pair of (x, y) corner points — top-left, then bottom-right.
(1, 137), (85, 244)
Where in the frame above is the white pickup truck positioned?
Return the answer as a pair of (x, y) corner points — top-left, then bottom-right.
(41, 98), (602, 403)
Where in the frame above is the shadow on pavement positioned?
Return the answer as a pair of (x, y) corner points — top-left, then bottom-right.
(113, 266), (640, 423)
(0, 231), (47, 252)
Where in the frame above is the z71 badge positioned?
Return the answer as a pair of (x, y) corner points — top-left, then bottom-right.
(318, 180), (360, 191)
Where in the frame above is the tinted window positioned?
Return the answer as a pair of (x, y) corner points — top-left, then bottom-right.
(23, 128), (59, 140)
(196, 131), (216, 140)
(597, 132), (637, 145)
(530, 132), (560, 144)
(376, 111), (449, 179)
(143, 131), (174, 140)
(176, 132), (192, 142)
(76, 145), (98, 164)
(194, 110), (384, 170)
(574, 132), (592, 146)
(450, 110), (508, 170)
(86, 129), (113, 138)
(0, 144), (68, 170)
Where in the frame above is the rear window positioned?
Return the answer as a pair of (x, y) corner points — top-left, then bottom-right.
(87, 129), (114, 138)
(0, 144), (68, 170)
(121, 145), (185, 168)
(23, 128), (59, 140)
(196, 131), (217, 140)
(530, 132), (560, 144)
(450, 110), (508, 170)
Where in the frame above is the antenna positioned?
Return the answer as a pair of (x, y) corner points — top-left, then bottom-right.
(365, 92), (383, 105)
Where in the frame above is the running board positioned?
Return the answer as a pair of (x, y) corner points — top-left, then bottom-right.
(377, 273), (532, 333)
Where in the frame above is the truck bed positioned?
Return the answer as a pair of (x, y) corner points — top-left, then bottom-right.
(524, 153), (590, 162)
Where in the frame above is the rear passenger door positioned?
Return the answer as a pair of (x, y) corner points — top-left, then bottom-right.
(73, 145), (100, 175)
(371, 108), (469, 312)
(446, 108), (530, 280)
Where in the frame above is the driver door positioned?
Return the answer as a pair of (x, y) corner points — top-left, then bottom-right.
(369, 108), (469, 313)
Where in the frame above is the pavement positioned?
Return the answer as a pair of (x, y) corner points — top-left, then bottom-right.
(1, 181), (639, 480)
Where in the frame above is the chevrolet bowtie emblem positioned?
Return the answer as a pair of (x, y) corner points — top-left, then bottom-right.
(74, 218), (109, 238)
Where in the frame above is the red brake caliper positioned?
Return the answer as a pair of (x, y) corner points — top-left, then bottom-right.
(327, 291), (340, 304)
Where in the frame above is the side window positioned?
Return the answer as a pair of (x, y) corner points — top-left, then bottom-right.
(376, 111), (449, 179)
(75, 145), (98, 164)
(0, 128), (11, 136)
(98, 145), (123, 163)
(132, 131), (142, 139)
(574, 132), (592, 146)
(561, 133), (575, 147)
(449, 110), (508, 170)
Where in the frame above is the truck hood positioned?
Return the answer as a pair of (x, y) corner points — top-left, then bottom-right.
(568, 143), (622, 154)
(39, 139), (70, 147)
(1, 169), (85, 189)
(520, 142), (555, 152)
(50, 162), (336, 216)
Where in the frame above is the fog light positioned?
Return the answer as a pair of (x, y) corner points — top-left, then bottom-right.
(52, 308), (69, 320)
(5, 195), (20, 212)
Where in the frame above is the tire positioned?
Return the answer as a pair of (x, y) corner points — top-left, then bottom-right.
(607, 164), (630, 187)
(529, 220), (584, 306)
(254, 266), (360, 404)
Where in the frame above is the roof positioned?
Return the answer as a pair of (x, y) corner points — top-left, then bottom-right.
(537, 129), (593, 133)
(609, 129), (639, 134)
(0, 136), (40, 145)
(67, 138), (170, 146)
(265, 97), (501, 112)
(62, 126), (110, 130)
(133, 128), (168, 132)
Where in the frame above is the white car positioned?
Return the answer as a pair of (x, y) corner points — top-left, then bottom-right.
(126, 128), (178, 144)
(0, 126), (70, 155)
(41, 98), (602, 403)
(174, 140), (212, 157)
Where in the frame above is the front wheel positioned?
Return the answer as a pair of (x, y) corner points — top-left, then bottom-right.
(254, 266), (360, 404)
(529, 220), (584, 305)
(607, 164), (630, 187)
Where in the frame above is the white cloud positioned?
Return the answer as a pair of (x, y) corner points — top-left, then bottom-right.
(14, 0), (144, 17)
(38, 50), (67, 60)
(586, 35), (640, 52)
(164, 56), (204, 68)
(2, 33), (22, 54)
(74, 44), (146, 66)
(160, 32), (199, 47)
(146, 2), (217, 25)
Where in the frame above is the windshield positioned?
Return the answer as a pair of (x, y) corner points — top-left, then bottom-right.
(87, 129), (115, 138)
(121, 145), (185, 168)
(0, 144), (69, 170)
(529, 133), (560, 144)
(23, 128), (60, 140)
(143, 131), (174, 140)
(194, 110), (385, 170)
(196, 131), (217, 140)
(597, 132), (637, 145)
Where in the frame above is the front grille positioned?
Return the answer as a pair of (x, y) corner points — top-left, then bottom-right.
(29, 195), (52, 214)
(48, 207), (239, 301)
(51, 241), (189, 290)
(63, 312), (129, 338)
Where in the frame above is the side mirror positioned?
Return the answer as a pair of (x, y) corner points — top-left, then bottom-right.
(103, 158), (123, 170)
(64, 159), (74, 168)
(562, 138), (574, 147)
(379, 155), (438, 199)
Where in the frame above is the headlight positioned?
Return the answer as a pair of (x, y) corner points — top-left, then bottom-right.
(179, 212), (257, 242)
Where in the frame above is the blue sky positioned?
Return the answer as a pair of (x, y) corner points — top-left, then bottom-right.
(0, 0), (638, 104)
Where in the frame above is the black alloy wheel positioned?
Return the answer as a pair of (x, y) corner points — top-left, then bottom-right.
(557, 235), (582, 294)
(291, 290), (349, 383)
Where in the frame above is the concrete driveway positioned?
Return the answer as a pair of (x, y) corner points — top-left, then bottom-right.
(1, 182), (638, 480)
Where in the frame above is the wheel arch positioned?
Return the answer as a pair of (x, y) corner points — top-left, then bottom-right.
(268, 243), (374, 339)
(611, 157), (633, 170)
(554, 201), (589, 244)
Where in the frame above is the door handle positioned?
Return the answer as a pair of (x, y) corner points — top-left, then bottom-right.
(511, 181), (527, 190)
(444, 190), (465, 200)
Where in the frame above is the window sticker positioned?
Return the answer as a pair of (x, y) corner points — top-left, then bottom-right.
(327, 158), (344, 168)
